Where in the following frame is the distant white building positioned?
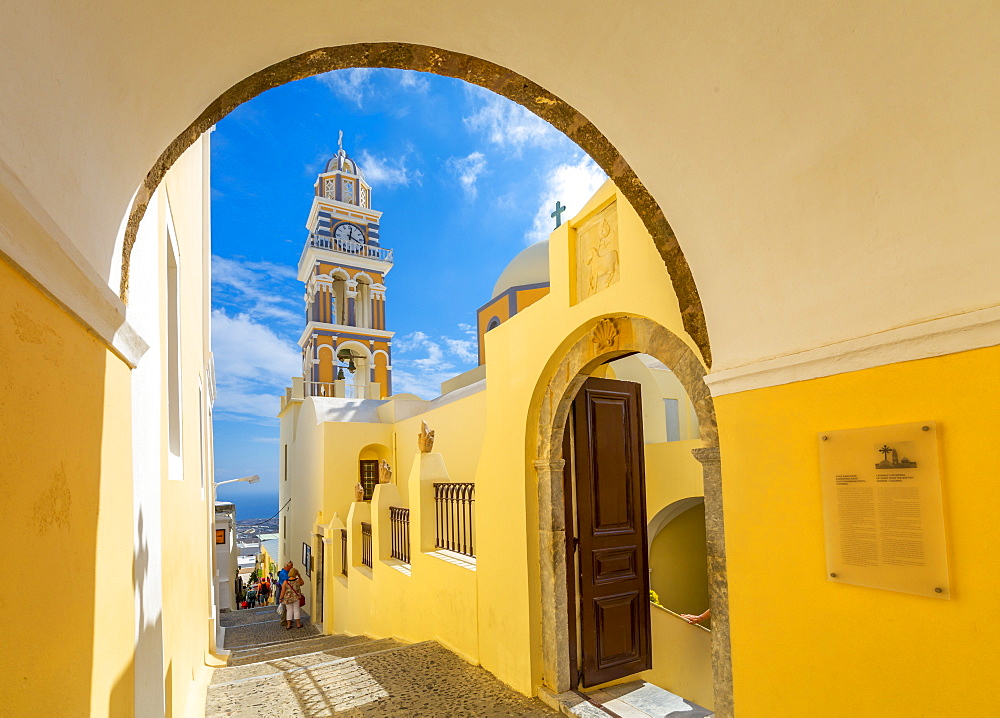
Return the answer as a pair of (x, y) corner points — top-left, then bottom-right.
(213, 502), (239, 611)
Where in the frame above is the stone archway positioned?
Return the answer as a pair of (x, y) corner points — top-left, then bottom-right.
(531, 314), (732, 717)
(118, 42), (712, 367)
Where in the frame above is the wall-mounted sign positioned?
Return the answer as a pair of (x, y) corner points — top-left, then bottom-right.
(818, 421), (949, 599)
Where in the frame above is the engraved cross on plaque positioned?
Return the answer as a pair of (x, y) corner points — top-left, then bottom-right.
(551, 200), (566, 229)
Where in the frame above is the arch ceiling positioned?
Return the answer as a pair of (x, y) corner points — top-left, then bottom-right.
(1, 2), (997, 374)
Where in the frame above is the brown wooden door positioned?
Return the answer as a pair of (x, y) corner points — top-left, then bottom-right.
(571, 376), (651, 687)
(314, 533), (324, 624)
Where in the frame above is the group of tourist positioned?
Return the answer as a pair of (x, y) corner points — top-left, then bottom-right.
(236, 574), (275, 609)
(232, 561), (307, 629)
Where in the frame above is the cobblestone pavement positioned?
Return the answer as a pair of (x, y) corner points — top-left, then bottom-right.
(208, 609), (559, 717)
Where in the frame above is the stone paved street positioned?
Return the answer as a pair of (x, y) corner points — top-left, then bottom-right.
(207, 607), (559, 717)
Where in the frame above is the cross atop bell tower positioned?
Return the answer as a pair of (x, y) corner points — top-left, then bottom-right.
(297, 138), (394, 399)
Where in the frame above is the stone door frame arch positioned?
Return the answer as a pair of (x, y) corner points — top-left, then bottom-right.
(531, 314), (731, 716)
(117, 42), (712, 367)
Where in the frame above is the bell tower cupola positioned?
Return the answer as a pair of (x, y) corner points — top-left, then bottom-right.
(297, 132), (393, 399)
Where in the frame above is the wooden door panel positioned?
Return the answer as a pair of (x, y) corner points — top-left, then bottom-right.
(594, 591), (642, 666)
(593, 547), (638, 584)
(573, 376), (651, 687)
(591, 397), (633, 532)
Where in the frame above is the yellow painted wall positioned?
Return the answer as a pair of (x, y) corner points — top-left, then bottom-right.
(644, 441), (704, 521)
(289, 181), (709, 698)
(0, 255), (135, 715)
(157, 134), (218, 716)
(718, 344), (1000, 716)
(640, 606), (714, 710)
(648, 503), (709, 617)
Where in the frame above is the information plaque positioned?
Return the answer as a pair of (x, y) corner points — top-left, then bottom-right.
(818, 421), (949, 599)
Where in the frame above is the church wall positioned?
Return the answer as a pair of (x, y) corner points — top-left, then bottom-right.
(0, 248), (135, 715)
(717, 343), (1000, 716)
(302, 390), (486, 657)
(470, 181), (706, 694)
(476, 295), (512, 364)
(515, 285), (550, 313)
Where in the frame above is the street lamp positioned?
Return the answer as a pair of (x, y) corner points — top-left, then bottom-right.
(215, 474), (260, 488)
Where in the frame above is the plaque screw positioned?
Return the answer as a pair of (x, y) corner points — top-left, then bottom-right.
(830, 573), (837, 578)
(923, 426), (930, 431)
(935, 587), (943, 593)
(821, 436), (828, 441)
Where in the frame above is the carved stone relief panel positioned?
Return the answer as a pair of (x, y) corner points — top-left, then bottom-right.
(574, 201), (619, 303)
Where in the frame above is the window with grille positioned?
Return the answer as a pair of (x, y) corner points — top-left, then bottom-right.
(359, 459), (378, 501)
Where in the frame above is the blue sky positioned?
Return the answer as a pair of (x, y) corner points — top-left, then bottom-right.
(211, 69), (607, 519)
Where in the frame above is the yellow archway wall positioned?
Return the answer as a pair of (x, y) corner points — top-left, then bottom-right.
(471, 181), (719, 697)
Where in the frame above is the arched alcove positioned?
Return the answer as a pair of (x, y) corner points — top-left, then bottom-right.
(648, 498), (709, 619)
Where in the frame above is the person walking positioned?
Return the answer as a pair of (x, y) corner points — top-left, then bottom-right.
(279, 568), (304, 629)
(277, 561), (291, 595)
(260, 578), (270, 605)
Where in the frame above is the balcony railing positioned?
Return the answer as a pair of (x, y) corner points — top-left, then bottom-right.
(308, 233), (393, 263)
(434, 483), (475, 558)
(341, 529), (348, 578)
(360, 522), (373, 569)
(307, 381), (369, 399)
(389, 507), (411, 564)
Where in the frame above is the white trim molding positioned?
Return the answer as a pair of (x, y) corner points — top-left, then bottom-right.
(0, 162), (148, 367)
(706, 303), (1000, 396)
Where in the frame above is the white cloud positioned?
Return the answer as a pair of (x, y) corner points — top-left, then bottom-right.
(525, 155), (608, 244)
(447, 152), (488, 199)
(211, 309), (301, 420)
(398, 70), (430, 93)
(212, 255), (301, 325)
(391, 325), (479, 399)
(358, 150), (423, 188)
(464, 86), (561, 153)
(304, 151), (332, 176)
(316, 69), (376, 107)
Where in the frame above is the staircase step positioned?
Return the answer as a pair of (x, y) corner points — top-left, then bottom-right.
(206, 641), (557, 718)
(223, 619), (320, 649)
(219, 605), (282, 627)
(540, 681), (712, 718)
(212, 638), (408, 684)
(587, 681), (712, 718)
(226, 632), (371, 664)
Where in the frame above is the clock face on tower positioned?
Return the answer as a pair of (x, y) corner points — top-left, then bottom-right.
(334, 223), (365, 245)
